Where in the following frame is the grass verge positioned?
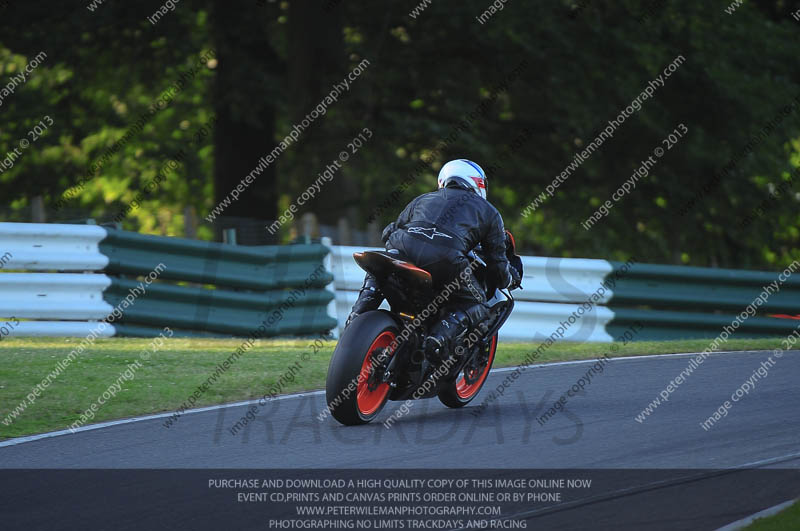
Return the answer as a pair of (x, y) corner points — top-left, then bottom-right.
(0, 336), (786, 440)
(744, 499), (800, 530)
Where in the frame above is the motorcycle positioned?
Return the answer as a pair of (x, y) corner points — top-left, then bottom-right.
(325, 231), (523, 425)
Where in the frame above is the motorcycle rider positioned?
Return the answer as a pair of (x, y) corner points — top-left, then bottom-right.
(346, 159), (522, 361)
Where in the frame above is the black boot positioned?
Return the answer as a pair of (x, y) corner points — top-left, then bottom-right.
(463, 303), (491, 340)
(423, 303), (491, 362)
(345, 274), (383, 328)
(423, 309), (471, 362)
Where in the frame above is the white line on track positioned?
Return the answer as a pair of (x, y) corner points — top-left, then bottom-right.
(727, 450), (800, 469)
(0, 349), (787, 448)
(0, 391), (324, 449)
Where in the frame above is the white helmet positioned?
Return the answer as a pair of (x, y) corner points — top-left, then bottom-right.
(437, 159), (488, 200)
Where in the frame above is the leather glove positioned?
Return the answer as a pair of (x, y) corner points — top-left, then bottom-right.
(508, 264), (522, 290)
(504, 230), (516, 256)
(504, 231), (523, 289)
(381, 222), (396, 245)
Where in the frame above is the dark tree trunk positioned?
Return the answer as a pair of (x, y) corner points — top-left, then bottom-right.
(287, 0), (345, 226)
(211, 2), (283, 223)
(288, 0), (344, 123)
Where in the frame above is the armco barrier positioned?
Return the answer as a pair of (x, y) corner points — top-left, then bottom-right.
(0, 223), (115, 337)
(3, 222), (798, 341)
(0, 222), (109, 271)
(0, 222), (337, 338)
(330, 246), (800, 342)
(100, 228), (331, 290)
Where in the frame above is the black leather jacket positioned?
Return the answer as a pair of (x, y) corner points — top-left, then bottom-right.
(383, 183), (512, 289)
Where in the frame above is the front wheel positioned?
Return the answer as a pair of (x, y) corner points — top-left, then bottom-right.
(325, 311), (399, 425)
(438, 333), (497, 408)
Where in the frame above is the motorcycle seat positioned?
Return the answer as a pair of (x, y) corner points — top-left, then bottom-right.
(354, 251), (432, 288)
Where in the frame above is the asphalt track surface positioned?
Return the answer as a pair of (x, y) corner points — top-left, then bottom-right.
(1, 349), (799, 530)
(2, 349), (798, 469)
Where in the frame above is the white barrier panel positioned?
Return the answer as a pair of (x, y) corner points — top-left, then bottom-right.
(320, 237), (340, 339)
(334, 289), (614, 342)
(0, 273), (113, 320)
(330, 246), (614, 304)
(330, 245), (374, 291)
(0, 222), (109, 271)
(5, 321), (116, 338)
(0, 223), (114, 336)
(329, 246), (616, 341)
(500, 301), (614, 342)
(518, 256), (613, 304)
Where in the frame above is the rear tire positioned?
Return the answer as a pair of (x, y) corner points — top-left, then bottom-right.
(438, 333), (497, 408)
(325, 311), (399, 425)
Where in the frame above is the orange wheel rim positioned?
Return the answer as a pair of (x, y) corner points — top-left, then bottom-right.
(456, 334), (497, 399)
(356, 331), (396, 416)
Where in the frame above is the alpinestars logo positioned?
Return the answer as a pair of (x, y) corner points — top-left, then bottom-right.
(407, 227), (453, 240)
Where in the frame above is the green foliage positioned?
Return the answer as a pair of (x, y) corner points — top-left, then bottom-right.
(0, 1), (214, 236)
(0, 0), (797, 267)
